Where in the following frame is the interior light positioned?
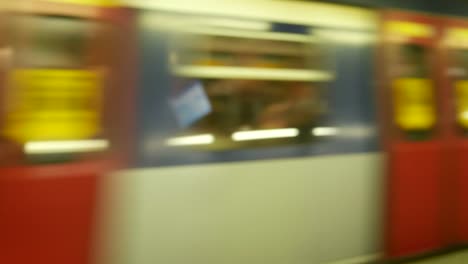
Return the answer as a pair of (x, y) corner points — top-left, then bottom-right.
(232, 128), (299, 141)
(314, 29), (376, 44)
(146, 14), (270, 31)
(312, 127), (338, 136)
(24, 139), (109, 154)
(166, 134), (215, 146)
(200, 17), (271, 31)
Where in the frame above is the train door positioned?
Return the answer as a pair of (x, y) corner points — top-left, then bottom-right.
(440, 18), (468, 245)
(0, 1), (134, 264)
(379, 11), (447, 259)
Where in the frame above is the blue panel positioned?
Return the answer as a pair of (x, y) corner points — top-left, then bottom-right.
(133, 11), (379, 168)
(329, 41), (379, 150)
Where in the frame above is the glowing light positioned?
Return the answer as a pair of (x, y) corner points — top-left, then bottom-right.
(314, 29), (376, 44)
(312, 127), (338, 136)
(25, 139), (109, 154)
(232, 128), (299, 141)
(145, 14), (271, 32)
(166, 134), (215, 146)
(173, 66), (333, 81)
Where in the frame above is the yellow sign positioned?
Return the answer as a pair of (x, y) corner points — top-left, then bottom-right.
(387, 21), (434, 38)
(393, 78), (436, 130)
(455, 80), (468, 128)
(3, 69), (103, 143)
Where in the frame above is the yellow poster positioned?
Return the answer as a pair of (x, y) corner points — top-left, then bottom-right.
(386, 21), (434, 38)
(393, 78), (436, 130)
(3, 69), (103, 143)
(455, 80), (468, 128)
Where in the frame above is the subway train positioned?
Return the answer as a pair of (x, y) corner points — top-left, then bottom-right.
(2, 1), (468, 264)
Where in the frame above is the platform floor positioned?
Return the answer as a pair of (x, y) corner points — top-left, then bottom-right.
(406, 250), (468, 263)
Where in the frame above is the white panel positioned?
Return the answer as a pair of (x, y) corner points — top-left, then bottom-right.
(97, 153), (384, 264)
(129, 0), (377, 31)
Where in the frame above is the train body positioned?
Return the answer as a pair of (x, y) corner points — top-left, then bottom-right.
(2, 1), (468, 264)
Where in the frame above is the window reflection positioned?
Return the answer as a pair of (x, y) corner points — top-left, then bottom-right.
(165, 19), (333, 150)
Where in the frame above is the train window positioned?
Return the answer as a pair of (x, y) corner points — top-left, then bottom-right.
(0, 15), (117, 165)
(388, 44), (436, 136)
(388, 44), (430, 78)
(8, 15), (94, 68)
(161, 18), (333, 150)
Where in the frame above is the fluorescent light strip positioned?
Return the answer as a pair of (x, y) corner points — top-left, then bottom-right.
(201, 18), (270, 31)
(177, 26), (315, 42)
(173, 66), (334, 81)
(314, 29), (376, 44)
(145, 14), (270, 32)
(166, 134), (215, 146)
(24, 139), (109, 155)
(143, 14), (314, 43)
(341, 126), (375, 138)
(312, 127), (338, 136)
(232, 128), (299, 141)
(135, 1), (378, 31)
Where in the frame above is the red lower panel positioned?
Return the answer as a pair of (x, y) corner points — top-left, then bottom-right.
(386, 142), (445, 258)
(454, 141), (468, 242)
(0, 172), (97, 264)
